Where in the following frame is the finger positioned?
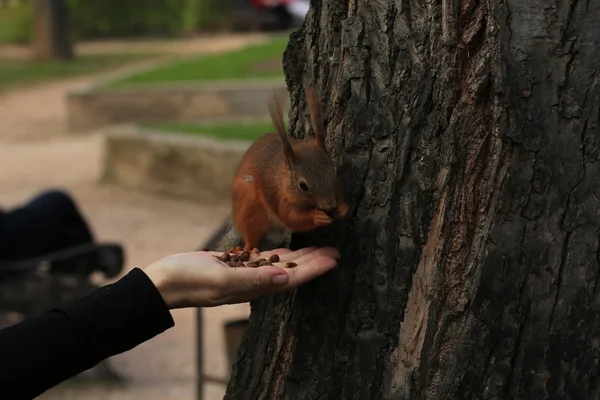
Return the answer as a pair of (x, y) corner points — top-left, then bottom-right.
(230, 257), (337, 301)
(278, 256), (338, 289)
(196, 249), (293, 265)
(245, 246), (339, 262)
(273, 247), (319, 262)
(250, 248), (293, 261)
(193, 250), (231, 258)
(212, 247), (340, 302)
(261, 246), (337, 263)
(220, 265), (290, 298)
(282, 247), (340, 264)
(216, 254), (339, 305)
(195, 249), (291, 258)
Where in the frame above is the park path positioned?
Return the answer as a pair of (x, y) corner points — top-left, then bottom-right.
(0, 32), (271, 60)
(0, 33), (267, 400)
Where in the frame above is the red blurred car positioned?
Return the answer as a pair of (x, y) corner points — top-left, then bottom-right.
(234, 0), (310, 31)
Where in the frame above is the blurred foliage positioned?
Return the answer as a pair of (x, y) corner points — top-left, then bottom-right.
(67, 0), (191, 39)
(0, 0), (235, 45)
(0, 2), (31, 45)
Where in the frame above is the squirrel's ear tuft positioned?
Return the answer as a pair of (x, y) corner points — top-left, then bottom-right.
(268, 89), (294, 163)
(304, 86), (326, 149)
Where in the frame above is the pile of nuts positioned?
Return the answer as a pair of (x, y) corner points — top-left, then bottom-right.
(204, 249), (297, 269)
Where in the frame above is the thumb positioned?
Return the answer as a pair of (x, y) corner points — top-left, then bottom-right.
(249, 266), (290, 288)
(225, 266), (290, 298)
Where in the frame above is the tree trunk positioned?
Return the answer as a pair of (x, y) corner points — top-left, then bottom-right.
(225, 0), (600, 399)
(31, 0), (74, 61)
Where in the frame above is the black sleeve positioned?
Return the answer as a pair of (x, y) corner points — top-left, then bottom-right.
(0, 267), (175, 399)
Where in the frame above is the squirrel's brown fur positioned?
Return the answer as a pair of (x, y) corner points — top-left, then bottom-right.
(221, 86), (348, 252)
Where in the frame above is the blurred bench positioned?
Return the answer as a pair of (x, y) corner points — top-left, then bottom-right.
(0, 242), (126, 381)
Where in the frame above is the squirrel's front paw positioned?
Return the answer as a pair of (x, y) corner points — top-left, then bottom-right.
(313, 209), (333, 226)
(336, 202), (349, 218)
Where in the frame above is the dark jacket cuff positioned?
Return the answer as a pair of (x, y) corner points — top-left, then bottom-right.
(58, 267), (175, 361)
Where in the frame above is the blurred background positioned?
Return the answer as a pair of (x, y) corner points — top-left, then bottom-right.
(0, 0), (303, 398)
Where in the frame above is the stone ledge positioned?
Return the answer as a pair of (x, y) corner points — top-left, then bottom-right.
(67, 79), (288, 133)
(101, 124), (250, 203)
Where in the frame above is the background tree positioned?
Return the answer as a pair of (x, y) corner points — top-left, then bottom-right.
(224, 0), (600, 399)
(31, 0), (73, 60)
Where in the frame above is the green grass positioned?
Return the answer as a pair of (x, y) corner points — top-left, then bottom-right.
(142, 120), (280, 142)
(108, 35), (288, 87)
(0, 53), (157, 92)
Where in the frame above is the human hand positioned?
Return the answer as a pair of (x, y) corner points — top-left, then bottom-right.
(143, 246), (340, 310)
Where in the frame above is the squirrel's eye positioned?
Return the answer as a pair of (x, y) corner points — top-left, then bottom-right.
(298, 180), (309, 192)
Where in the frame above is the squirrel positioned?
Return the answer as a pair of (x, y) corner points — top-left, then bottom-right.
(217, 85), (349, 253)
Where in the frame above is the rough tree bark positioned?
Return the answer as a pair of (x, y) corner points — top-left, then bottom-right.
(31, 0), (74, 61)
(225, 0), (600, 399)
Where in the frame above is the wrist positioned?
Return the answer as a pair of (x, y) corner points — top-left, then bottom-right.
(143, 266), (183, 310)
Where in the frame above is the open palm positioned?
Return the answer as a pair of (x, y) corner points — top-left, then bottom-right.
(143, 246), (340, 309)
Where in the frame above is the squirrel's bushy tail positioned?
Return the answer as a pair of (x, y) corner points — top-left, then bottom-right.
(215, 217), (292, 252)
(216, 217), (243, 252)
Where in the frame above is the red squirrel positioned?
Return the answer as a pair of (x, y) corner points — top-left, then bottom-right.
(218, 86), (348, 253)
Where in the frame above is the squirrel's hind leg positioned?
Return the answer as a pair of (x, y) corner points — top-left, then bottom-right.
(261, 228), (291, 250)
